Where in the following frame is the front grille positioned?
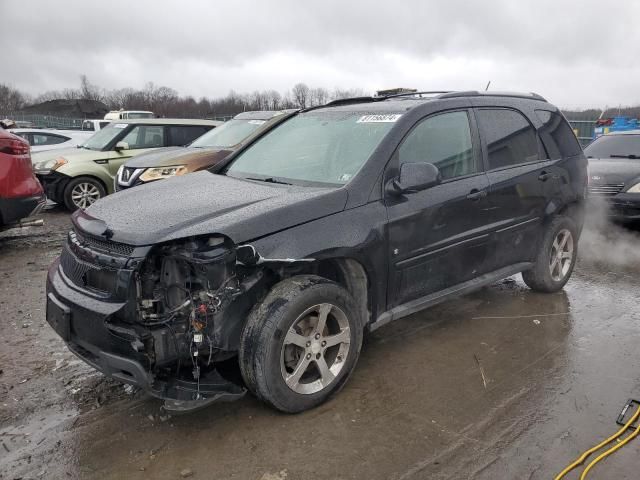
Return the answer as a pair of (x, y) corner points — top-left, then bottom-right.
(588, 184), (624, 196)
(60, 243), (117, 293)
(73, 230), (135, 257)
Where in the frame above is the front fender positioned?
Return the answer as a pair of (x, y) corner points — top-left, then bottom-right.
(245, 201), (389, 317)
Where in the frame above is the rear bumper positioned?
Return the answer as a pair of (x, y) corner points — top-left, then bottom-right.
(0, 193), (46, 225)
(45, 259), (245, 408)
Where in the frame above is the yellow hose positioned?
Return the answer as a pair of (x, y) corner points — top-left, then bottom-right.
(579, 420), (640, 480)
(553, 403), (640, 480)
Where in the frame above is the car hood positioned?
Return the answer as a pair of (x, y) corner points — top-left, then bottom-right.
(76, 171), (348, 245)
(587, 158), (640, 185)
(124, 146), (235, 170)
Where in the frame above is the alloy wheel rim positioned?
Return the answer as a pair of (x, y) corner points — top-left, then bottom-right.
(549, 228), (574, 282)
(280, 303), (351, 395)
(71, 182), (101, 209)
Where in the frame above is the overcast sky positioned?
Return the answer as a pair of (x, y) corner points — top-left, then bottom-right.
(2, 0), (639, 109)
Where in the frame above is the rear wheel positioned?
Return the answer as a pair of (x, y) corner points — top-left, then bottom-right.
(63, 177), (106, 211)
(239, 275), (363, 413)
(522, 216), (577, 292)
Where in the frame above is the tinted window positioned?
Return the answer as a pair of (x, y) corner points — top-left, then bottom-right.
(476, 109), (539, 169)
(535, 109), (581, 158)
(398, 111), (476, 180)
(584, 134), (640, 159)
(168, 126), (211, 146)
(121, 125), (165, 149)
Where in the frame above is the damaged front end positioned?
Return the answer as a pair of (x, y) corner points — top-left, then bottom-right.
(46, 229), (269, 412)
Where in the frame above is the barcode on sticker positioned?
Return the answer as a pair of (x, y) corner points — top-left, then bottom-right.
(357, 114), (402, 123)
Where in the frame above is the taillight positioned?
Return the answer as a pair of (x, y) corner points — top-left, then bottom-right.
(0, 137), (30, 155)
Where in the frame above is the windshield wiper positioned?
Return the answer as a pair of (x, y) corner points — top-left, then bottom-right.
(245, 177), (292, 185)
(609, 154), (640, 159)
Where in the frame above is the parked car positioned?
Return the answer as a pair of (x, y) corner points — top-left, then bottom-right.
(32, 119), (221, 211)
(10, 128), (93, 153)
(585, 130), (640, 222)
(0, 127), (45, 228)
(115, 110), (294, 190)
(81, 119), (111, 132)
(45, 91), (586, 414)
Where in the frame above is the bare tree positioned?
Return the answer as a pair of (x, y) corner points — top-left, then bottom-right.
(0, 84), (28, 112)
(291, 83), (310, 108)
(310, 87), (329, 106)
(79, 75), (103, 102)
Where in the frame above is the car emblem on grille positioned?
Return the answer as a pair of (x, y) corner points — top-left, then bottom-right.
(591, 176), (601, 181)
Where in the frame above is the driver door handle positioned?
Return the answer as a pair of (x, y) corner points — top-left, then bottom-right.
(538, 171), (553, 182)
(467, 189), (488, 201)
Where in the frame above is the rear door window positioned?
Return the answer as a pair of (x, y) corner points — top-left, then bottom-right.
(476, 109), (539, 169)
(168, 126), (210, 146)
(535, 109), (582, 158)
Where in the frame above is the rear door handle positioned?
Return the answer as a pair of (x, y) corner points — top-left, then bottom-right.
(467, 189), (488, 201)
(538, 171), (553, 182)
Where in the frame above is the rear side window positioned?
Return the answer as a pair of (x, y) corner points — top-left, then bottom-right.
(476, 109), (539, 169)
(168, 126), (210, 146)
(535, 109), (582, 158)
(32, 133), (68, 146)
(398, 110), (476, 180)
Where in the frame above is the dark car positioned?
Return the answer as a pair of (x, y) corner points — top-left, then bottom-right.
(584, 130), (640, 222)
(115, 111), (294, 191)
(45, 91), (586, 413)
(0, 127), (46, 229)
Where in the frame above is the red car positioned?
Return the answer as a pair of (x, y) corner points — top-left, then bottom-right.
(0, 127), (46, 228)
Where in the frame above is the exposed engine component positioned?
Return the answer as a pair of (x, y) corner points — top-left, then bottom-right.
(136, 236), (243, 387)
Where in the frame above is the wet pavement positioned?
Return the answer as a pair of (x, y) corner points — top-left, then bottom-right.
(1, 208), (640, 479)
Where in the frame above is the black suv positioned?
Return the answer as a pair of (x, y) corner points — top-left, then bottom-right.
(46, 91), (587, 413)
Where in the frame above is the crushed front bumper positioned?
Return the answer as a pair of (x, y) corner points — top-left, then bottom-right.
(46, 258), (245, 410)
(608, 193), (640, 221)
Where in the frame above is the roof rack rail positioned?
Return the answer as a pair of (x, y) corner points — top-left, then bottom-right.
(383, 91), (452, 99)
(437, 91), (547, 101)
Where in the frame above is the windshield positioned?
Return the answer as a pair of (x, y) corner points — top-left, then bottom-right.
(225, 111), (398, 186)
(584, 134), (640, 159)
(81, 123), (127, 150)
(191, 119), (265, 148)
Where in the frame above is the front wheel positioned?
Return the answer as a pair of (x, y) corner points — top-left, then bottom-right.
(63, 176), (106, 211)
(239, 275), (363, 413)
(522, 215), (578, 293)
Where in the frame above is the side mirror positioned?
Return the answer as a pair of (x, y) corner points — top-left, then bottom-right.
(387, 162), (441, 195)
(114, 141), (129, 152)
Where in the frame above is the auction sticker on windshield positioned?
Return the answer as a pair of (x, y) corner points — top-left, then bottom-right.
(357, 114), (402, 123)
(248, 120), (266, 125)
(114, 123), (127, 129)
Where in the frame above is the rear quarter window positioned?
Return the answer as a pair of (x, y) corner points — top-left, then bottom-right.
(535, 109), (582, 158)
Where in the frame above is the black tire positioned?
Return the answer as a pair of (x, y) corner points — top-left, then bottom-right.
(239, 275), (364, 413)
(63, 176), (106, 212)
(522, 215), (578, 293)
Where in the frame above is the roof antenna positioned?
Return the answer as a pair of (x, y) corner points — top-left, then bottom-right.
(485, 81), (491, 91)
